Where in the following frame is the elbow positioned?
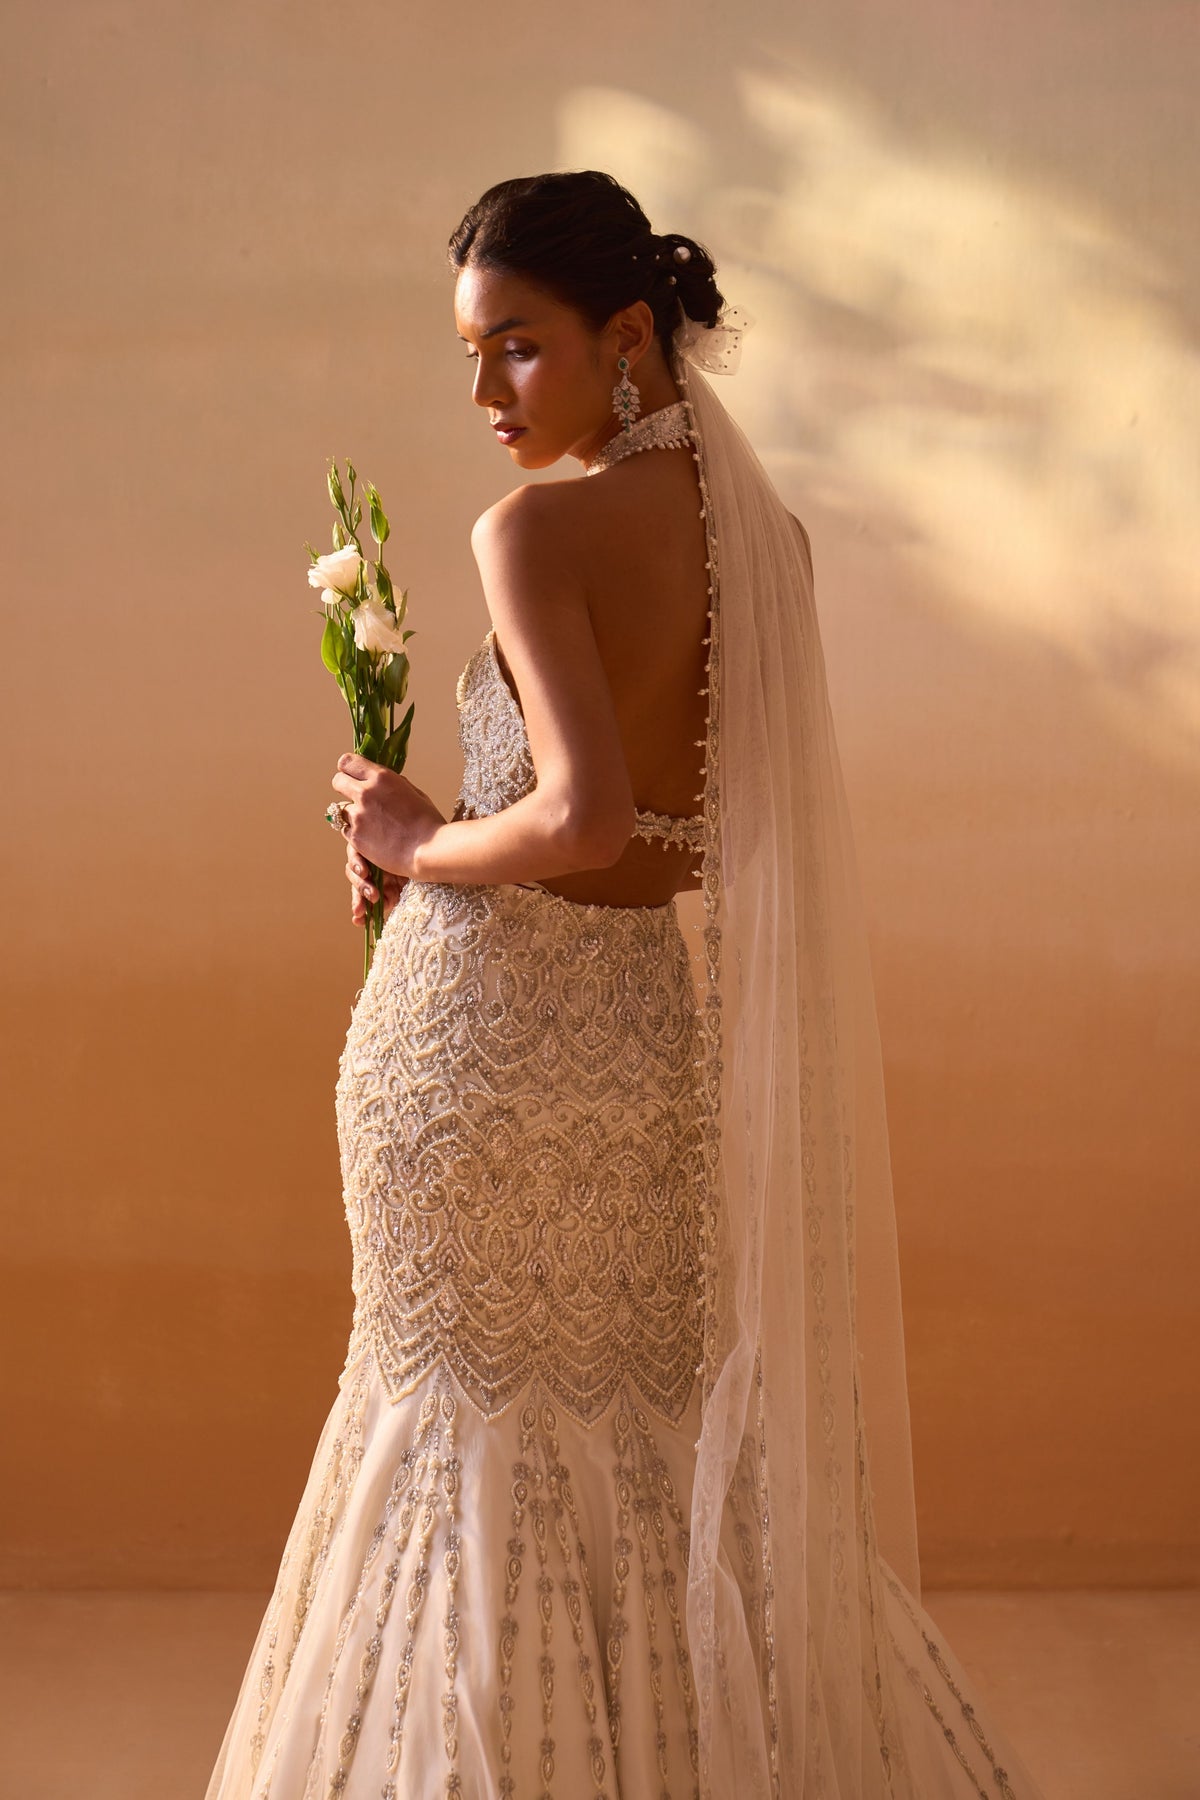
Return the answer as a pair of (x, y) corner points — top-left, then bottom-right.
(591, 813), (636, 868)
(552, 793), (634, 871)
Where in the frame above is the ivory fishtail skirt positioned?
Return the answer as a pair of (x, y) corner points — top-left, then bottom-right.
(204, 877), (710, 1800)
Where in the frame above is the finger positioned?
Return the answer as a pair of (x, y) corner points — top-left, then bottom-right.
(342, 860), (377, 901)
(337, 752), (375, 776)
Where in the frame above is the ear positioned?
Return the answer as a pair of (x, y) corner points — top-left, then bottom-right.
(611, 299), (656, 366)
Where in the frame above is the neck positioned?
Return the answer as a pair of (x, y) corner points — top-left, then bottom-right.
(582, 397), (692, 476)
(573, 360), (683, 471)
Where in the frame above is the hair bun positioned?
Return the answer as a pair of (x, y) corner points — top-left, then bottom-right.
(448, 174), (726, 360)
(660, 232), (722, 329)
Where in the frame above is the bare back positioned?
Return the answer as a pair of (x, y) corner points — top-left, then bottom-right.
(493, 443), (711, 907)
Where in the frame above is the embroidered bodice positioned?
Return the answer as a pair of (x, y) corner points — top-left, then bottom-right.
(453, 625), (705, 852)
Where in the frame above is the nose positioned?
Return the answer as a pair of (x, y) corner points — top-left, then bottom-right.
(471, 357), (511, 410)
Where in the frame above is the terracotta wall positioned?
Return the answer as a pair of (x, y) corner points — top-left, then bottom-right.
(2, 0), (1196, 1587)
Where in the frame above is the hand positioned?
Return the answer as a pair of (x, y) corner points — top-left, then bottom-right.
(330, 751), (445, 879)
(345, 841), (407, 926)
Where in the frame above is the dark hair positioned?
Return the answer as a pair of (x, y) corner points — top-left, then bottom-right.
(447, 170), (725, 362)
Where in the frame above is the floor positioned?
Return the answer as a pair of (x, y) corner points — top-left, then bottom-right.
(0, 1587), (1194, 1797)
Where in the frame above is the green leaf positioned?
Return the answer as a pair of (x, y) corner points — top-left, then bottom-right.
(321, 614), (354, 676)
(382, 701), (415, 770)
(359, 687), (386, 752)
(402, 628), (416, 642)
(351, 500), (361, 528)
(375, 563), (393, 606)
(364, 689), (387, 748)
(320, 613), (341, 676)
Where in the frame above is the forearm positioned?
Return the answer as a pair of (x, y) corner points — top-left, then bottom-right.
(410, 787), (621, 886)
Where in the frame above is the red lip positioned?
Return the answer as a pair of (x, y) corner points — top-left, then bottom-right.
(493, 423), (527, 445)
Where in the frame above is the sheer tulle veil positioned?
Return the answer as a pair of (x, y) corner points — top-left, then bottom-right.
(670, 306), (929, 1795)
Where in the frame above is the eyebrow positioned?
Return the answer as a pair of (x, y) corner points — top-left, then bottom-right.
(455, 316), (531, 342)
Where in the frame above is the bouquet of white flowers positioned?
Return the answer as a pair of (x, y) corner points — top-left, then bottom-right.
(306, 456), (414, 978)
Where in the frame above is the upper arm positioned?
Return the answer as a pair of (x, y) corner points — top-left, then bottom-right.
(469, 487), (635, 860)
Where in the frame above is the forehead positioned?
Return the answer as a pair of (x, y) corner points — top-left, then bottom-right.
(453, 263), (561, 335)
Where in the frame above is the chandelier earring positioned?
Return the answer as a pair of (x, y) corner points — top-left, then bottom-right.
(612, 354), (641, 434)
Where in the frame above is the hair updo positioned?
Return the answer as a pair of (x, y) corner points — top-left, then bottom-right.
(447, 170), (725, 363)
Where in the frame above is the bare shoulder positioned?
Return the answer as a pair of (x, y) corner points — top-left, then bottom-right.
(470, 478), (589, 562)
(469, 481), (605, 655)
(469, 481), (594, 660)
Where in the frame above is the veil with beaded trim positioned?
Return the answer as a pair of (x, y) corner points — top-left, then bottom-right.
(671, 308), (1048, 1800)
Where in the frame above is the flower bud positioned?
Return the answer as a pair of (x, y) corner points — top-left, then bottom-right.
(382, 650), (409, 703)
(368, 485), (390, 545)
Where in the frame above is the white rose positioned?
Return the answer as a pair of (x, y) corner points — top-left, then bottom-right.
(307, 545), (363, 607)
(352, 594), (408, 656)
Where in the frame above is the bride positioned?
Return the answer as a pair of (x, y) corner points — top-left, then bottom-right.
(206, 171), (1048, 1800)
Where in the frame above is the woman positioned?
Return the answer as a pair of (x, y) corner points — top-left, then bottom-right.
(206, 172), (1048, 1799)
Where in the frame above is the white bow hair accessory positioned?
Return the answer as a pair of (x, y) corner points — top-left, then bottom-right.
(673, 301), (755, 376)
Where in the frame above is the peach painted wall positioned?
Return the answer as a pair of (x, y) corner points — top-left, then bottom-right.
(2, 0), (1196, 1587)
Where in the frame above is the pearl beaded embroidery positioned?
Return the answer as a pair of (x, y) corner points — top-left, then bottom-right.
(583, 400), (693, 474)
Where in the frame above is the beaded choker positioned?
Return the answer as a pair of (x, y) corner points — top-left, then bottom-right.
(583, 400), (693, 475)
